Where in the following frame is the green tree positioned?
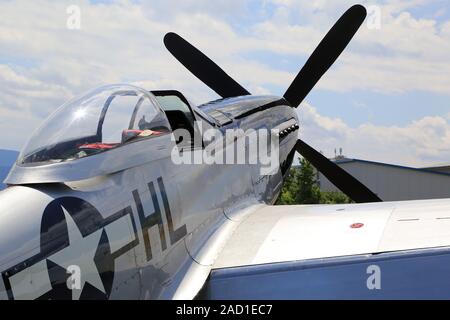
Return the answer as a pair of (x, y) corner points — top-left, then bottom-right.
(296, 157), (322, 204)
(276, 157), (352, 205)
(276, 166), (299, 205)
(319, 191), (352, 204)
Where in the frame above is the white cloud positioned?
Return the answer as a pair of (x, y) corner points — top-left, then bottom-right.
(0, 0), (447, 97)
(299, 102), (450, 167)
(0, 0), (447, 169)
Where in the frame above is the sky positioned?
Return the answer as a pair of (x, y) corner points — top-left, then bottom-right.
(0, 0), (449, 167)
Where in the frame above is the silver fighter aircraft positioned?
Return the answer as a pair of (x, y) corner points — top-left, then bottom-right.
(1, 4), (450, 300)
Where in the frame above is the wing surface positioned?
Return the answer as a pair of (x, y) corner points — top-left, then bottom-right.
(199, 199), (450, 299)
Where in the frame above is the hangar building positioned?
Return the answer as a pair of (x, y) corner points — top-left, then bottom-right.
(318, 158), (450, 201)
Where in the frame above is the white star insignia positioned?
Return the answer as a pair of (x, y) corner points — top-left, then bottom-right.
(48, 207), (106, 300)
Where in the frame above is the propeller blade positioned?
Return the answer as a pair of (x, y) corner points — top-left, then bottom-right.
(295, 139), (382, 203)
(164, 32), (250, 98)
(284, 4), (367, 107)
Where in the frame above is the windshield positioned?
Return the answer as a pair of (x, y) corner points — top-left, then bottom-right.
(19, 84), (170, 165)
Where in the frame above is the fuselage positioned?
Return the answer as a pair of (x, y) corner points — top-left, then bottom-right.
(0, 87), (298, 299)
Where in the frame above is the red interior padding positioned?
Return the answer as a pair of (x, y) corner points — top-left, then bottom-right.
(79, 129), (164, 150)
(79, 143), (119, 150)
(123, 129), (143, 135)
(122, 129), (163, 135)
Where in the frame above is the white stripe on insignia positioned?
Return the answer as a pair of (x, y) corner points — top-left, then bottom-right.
(9, 260), (52, 300)
(105, 214), (135, 253)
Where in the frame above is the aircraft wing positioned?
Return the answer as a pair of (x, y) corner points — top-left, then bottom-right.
(199, 199), (450, 299)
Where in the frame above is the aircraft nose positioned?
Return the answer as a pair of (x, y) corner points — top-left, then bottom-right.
(0, 186), (54, 299)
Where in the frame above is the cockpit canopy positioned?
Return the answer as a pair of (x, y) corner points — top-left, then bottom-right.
(19, 84), (170, 165)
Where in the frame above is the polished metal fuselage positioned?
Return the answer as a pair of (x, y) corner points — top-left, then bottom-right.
(0, 95), (298, 299)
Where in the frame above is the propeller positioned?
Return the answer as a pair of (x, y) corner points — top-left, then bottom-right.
(163, 32), (250, 98)
(283, 4), (367, 107)
(163, 5), (381, 203)
(295, 139), (381, 203)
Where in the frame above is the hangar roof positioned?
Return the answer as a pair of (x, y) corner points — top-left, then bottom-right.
(332, 158), (450, 177)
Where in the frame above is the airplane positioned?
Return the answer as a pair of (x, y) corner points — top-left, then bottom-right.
(0, 4), (449, 300)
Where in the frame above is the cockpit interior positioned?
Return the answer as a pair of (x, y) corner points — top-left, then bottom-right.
(18, 85), (192, 165)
